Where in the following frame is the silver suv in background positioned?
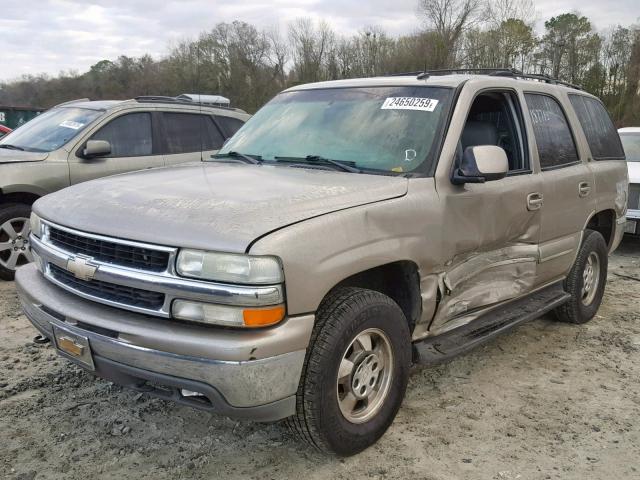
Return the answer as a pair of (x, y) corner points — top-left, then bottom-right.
(619, 127), (640, 234)
(0, 95), (249, 279)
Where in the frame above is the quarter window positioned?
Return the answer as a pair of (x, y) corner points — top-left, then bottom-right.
(163, 113), (224, 154)
(524, 94), (579, 169)
(569, 95), (625, 160)
(91, 113), (153, 157)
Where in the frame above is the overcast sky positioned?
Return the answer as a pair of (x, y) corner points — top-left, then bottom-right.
(1, 0), (638, 82)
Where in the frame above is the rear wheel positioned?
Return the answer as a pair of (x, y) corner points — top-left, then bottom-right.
(554, 229), (608, 324)
(0, 204), (33, 281)
(287, 287), (411, 455)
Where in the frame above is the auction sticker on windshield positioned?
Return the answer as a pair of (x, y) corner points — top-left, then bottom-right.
(59, 120), (84, 130)
(381, 97), (439, 112)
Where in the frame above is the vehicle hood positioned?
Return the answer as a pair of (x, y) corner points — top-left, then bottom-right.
(628, 161), (640, 184)
(35, 163), (409, 253)
(0, 148), (48, 163)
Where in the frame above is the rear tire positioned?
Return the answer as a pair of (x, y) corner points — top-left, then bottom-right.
(287, 287), (411, 455)
(554, 229), (608, 324)
(0, 203), (33, 281)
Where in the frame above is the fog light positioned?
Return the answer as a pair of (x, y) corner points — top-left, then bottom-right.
(172, 300), (285, 328)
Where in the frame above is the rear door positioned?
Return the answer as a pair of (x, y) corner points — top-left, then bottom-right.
(69, 112), (161, 184)
(523, 92), (596, 284)
(160, 112), (226, 166)
(568, 95), (628, 239)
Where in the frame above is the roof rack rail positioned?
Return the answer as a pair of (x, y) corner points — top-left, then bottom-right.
(387, 71), (426, 77)
(134, 94), (246, 112)
(398, 67), (583, 90)
(52, 98), (90, 108)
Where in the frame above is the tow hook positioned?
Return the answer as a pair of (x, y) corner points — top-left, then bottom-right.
(33, 334), (50, 345)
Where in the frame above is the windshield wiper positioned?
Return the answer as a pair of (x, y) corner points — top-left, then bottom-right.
(211, 151), (262, 165)
(0, 144), (25, 151)
(274, 155), (362, 173)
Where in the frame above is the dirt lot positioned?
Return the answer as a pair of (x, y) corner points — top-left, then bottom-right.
(1, 238), (639, 480)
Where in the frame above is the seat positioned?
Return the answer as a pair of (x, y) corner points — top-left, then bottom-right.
(461, 121), (499, 150)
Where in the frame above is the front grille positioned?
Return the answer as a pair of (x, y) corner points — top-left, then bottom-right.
(629, 184), (640, 210)
(48, 227), (170, 272)
(49, 264), (165, 310)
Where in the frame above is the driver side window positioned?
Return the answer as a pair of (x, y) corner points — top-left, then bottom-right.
(458, 91), (529, 172)
(90, 112), (153, 158)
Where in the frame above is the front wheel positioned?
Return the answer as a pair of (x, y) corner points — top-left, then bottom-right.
(287, 287), (411, 455)
(0, 204), (34, 281)
(554, 229), (608, 324)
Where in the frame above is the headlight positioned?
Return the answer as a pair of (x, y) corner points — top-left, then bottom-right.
(176, 249), (283, 284)
(172, 300), (285, 328)
(29, 212), (42, 238)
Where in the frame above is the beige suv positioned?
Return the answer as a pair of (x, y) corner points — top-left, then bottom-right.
(0, 95), (249, 279)
(16, 70), (628, 455)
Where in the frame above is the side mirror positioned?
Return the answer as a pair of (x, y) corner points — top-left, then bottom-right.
(452, 145), (509, 185)
(82, 140), (111, 158)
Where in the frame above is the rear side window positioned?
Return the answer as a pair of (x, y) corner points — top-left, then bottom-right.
(525, 93), (579, 169)
(569, 95), (625, 160)
(216, 115), (245, 137)
(163, 113), (224, 154)
(91, 113), (152, 157)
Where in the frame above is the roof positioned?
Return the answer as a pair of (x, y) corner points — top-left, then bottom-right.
(285, 75), (469, 92)
(284, 72), (587, 94)
(619, 127), (640, 133)
(53, 98), (248, 117)
(58, 100), (125, 110)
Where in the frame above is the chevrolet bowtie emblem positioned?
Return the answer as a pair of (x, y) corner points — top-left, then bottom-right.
(67, 255), (98, 282)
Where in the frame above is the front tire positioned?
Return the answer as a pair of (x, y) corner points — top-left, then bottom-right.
(287, 287), (411, 455)
(0, 204), (33, 281)
(554, 229), (608, 324)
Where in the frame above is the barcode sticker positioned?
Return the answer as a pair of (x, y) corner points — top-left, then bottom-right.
(381, 97), (439, 112)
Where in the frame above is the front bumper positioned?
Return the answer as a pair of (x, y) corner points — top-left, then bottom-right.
(16, 264), (314, 421)
(627, 209), (640, 221)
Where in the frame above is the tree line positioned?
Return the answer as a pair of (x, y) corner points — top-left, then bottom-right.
(1, 0), (638, 125)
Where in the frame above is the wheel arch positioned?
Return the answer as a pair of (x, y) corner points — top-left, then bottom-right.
(325, 260), (422, 333)
(584, 208), (616, 250)
(0, 186), (43, 206)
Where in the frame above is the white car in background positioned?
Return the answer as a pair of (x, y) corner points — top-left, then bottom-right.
(619, 127), (640, 235)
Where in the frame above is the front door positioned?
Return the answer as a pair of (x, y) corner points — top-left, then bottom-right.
(430, 89), (542, 333)
(69, 112), (161, 184)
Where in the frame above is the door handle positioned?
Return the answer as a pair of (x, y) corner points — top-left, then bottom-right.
(578, 181), (591, 197)
(527, 192), (544, 211)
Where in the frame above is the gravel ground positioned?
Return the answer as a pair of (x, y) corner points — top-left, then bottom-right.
(1, 237), (639, 480)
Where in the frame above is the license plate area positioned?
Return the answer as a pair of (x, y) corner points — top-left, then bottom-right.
(52, 324), (95, 371)
(625, 220), (637, 234)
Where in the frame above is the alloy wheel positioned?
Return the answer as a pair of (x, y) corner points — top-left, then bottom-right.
(0, 217), (33, 271)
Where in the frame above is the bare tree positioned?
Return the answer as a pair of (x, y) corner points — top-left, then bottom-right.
(417, 0), (483, 67)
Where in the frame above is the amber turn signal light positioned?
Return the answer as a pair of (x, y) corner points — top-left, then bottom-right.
(243, 305), (286, 327)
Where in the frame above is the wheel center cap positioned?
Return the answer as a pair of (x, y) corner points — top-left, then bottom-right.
(351, 353), (380, 399)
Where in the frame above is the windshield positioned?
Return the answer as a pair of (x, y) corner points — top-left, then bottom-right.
(219, 86), (453, 174)
(0, 107), (103, 152)
(620, 133), (640, 162)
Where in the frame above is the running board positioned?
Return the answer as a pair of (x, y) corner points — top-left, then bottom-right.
(413, 282), (571, 365)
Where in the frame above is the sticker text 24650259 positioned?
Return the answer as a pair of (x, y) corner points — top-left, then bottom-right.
(381, 97), (439, 112)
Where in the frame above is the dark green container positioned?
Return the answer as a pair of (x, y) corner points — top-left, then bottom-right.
(0, 105), (44, 129)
